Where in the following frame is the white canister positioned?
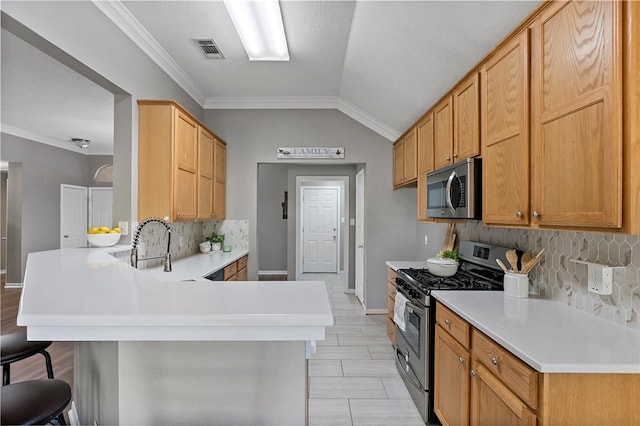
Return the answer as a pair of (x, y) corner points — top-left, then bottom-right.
(503, 272), (529, 298)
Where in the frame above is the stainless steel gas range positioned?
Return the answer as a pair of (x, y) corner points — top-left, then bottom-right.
(394, 240), (512, 424)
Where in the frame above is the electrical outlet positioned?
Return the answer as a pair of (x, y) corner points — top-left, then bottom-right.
(424, 235), (429, 245)
(118, 221), (129, 235)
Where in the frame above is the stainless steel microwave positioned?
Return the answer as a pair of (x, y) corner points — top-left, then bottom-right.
(426, 157), (481, 219)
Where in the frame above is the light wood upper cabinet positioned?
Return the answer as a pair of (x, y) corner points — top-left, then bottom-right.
(197, 127), (214, 221)
(213, 138), (226, 220)
(393, 127), (418, 188)
(482, 30), (530, 226)
(530, 0), (622, 228)
(433, 96), (454, 170)
(138, 100), (226, 222)
(453, 73), (480, 161)
(417, 112), (434, 175)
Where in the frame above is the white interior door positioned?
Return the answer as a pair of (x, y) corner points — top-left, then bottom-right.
(89, 187), (113, 228)
(302, 187), (339, 273)
(355, 169), (365, 304)
(61, 185), (88, 248)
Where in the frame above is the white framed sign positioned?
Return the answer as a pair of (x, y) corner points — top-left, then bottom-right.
(277, 147), (345, 159)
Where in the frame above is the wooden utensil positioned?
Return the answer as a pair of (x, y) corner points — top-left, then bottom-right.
(495, 258), (509, 272)
(520, 251), (533, 268)
(521, 249), (545, 274)
(506, 250), (519, 272)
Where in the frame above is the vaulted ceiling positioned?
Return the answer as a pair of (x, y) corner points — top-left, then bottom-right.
(1, 1), (540, 154)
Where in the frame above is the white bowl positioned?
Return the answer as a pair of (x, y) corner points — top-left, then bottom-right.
(87, 233), (121, 247)
(426, 257), (459, 277)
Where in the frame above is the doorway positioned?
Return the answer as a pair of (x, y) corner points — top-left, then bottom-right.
(355, 169), (365, 304)
(295, 176), (349, 291)
(301, 186), (340, 273)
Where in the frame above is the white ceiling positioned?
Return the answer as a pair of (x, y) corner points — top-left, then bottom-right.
(1, 0), (540, 155)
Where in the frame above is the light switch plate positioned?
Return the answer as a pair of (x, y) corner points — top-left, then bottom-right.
(118, 221), (129, 235)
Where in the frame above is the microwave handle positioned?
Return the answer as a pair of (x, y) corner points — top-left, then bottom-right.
(445, 170), (457, 215)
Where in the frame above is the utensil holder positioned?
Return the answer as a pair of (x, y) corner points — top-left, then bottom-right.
(504, 272), (529, 298)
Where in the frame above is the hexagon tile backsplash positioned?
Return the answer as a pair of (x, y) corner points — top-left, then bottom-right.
(455, 221), (640, 330)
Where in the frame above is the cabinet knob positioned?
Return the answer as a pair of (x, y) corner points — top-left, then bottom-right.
(453, 153), (458, 158)
(444, 319), (451, 327)
(532, 211), (540, 218)
(458, 356), (464, 364)
(491, 357), (499, 365)
(516, 211), (522, 218)
(445, 156), (451, 161)
(470, 369), (477, 377)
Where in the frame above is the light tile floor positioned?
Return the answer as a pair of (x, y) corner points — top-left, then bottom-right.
(301, 273), (425, 426)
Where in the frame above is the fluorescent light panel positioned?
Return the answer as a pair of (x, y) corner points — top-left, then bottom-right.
(224, 0), (289, 61)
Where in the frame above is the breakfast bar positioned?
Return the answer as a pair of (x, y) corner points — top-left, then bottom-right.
(18, 247), (334, 425)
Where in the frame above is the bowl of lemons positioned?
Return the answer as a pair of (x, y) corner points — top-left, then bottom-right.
(87, 226), (122, 247)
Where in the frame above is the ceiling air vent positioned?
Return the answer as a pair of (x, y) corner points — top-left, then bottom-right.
(193, 39), (225, 59)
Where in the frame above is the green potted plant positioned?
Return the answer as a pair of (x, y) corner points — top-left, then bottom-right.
(208, 232), (225, 251)
(436, 250), (459, 261)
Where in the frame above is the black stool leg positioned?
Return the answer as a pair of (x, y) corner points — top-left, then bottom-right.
(40, 350), (55, 379)
(3, 364), (10, 386)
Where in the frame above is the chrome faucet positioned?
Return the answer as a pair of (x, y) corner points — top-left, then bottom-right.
(130, 217), (172, 272)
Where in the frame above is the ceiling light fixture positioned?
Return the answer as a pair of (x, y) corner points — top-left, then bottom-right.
(71, 138), (91, 149)
(224, 0), (289, 61)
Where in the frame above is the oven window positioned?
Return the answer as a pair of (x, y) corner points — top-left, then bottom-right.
(404, 308), (422, 357)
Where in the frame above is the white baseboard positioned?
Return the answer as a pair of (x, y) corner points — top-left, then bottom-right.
(258, 270), (288, 275)
(4, 282), (22, 289)
(68, 401), (79, 425)
(365, 308), (388, 315)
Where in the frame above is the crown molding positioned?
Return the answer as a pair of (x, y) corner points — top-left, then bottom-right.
(204, 96), (400, 141)
(92, 0), (206, 105)
(336, 98), (401, 141)
(0, 124), (112, 156)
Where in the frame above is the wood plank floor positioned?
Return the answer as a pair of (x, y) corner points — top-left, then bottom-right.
(1, 278), (74, 415)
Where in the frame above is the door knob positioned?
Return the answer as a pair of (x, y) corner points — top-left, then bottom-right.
(64, 235), (69, 238)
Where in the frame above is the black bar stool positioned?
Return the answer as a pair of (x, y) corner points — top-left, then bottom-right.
(1, 330), (54, 385)
(0, 379), (71, 425)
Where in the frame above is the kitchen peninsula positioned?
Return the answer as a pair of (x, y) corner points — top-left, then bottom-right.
(18, 247), (333, 425)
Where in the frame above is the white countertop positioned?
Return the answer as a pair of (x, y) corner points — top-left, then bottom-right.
(432, 291), (640, 373)
(18, 247), (333, 342)
(144, 250), (248, 282)
(386, 260), (427, 271)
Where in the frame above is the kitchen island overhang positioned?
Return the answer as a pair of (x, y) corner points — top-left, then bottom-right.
(18, 247), (334, 426)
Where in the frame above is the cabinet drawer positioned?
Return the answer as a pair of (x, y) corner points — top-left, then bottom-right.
(472, 329), (538, 409)
(223, 262), (237, 280)
(237, 255), (248, 271)
(436, 302), (470, 349)
(388, 268), (397, 283)
(388, 282), (397, 299)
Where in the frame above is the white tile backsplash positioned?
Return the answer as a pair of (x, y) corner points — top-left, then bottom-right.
(456, 221), (640, 330)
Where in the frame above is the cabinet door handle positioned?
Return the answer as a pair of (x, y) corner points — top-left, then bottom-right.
(445, 156), (451, 161)
(532, 211), (540, 218)
(516, 211), (522, 218)
(453, 153), (458, 158)
(491, 357), (499, 365)
(458, 356), (464, 364)
(444, 319), (451, 327)
(470, 369), (477, 377)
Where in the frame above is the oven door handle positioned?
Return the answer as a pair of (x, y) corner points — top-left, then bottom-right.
(445, 170), (457, 216)
(405, 302), (425, 316)
(395, 349), (426, 392)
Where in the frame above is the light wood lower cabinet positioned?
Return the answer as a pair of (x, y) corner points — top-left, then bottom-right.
(434, 324), (470, 426)
(434, 301), (640, 425)
(224, 255), (248, 281)
(386, 268), (397, 346)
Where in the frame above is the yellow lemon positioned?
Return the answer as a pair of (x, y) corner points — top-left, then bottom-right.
(97, 230), (108, 234)
(98, 226), (110, 232)
(111, 227), (121, 233)
(88, 227), (100, 234)
(109, 230), (119, 234)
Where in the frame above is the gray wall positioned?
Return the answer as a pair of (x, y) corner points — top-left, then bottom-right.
(0, 134), (114, 281)
(204, 109), (419, 310)
(257, 164), (289, 272)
